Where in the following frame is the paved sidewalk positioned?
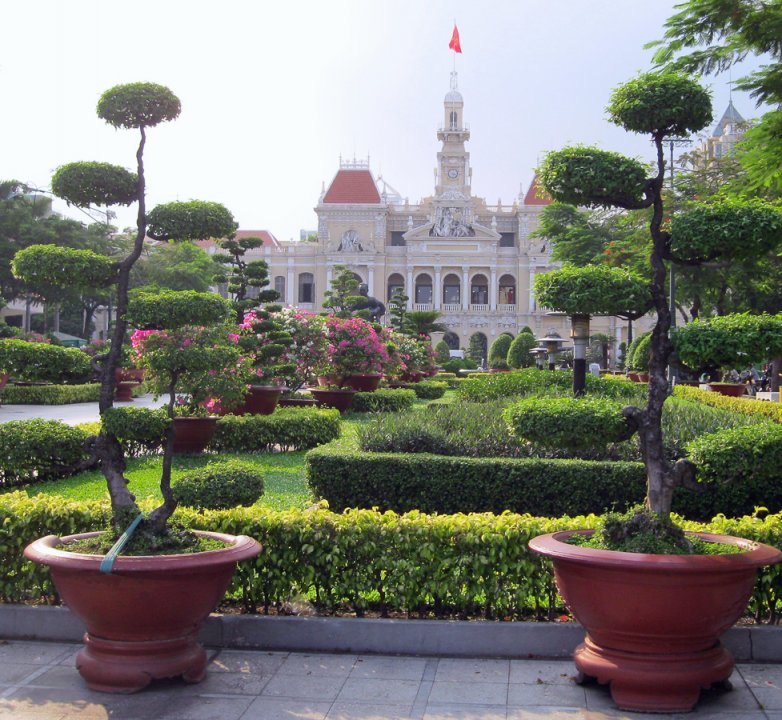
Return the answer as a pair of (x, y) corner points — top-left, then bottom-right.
(1, 640), (781, 720)
(0, 395), (168, 426)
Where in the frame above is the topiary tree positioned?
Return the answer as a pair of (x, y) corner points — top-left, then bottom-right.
(213, 235), (278, 321)
(506, 331), (537, 369)
(434, 340), (451, 364)
(629, 333), (652, 372)
(487, 333), (513, 370)
(322, 265), (363, 318)
(537, 71), (782, 515)
(44, 82), (239, 536)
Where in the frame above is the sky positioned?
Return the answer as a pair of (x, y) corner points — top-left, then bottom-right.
(0, 0), (766, 242)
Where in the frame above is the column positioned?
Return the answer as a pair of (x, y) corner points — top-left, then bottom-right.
(434, 267), (442, 310)
(490, 269), (497, 311)
(286, 258), (294, 305)
(462, 267), (469, 310)
(406, 268), (414, 309)
(367, 264), (375, 297)
(528, 267), (536, 313)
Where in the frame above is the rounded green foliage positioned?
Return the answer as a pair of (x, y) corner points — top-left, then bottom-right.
(624, 331), (650, 374)
(670, 198), (782, 263)
(434, 340), (451, 364)
(97, 82), (181, 129)
(0, 340), (91, 383)
(504, 396), (632, 451)
(146, 200), (237, 242)
(538, 146), (649, 209)
(411, 380), (448, 400)
(607, 72), (712, 137)
(173, 459), (264, 510)
(488, 334), (513, 370)
(127, 289), (233, 330)
(51, 162), (138, 208)
(0, 419), (90, 486)
(12, 245), (115, 290)
(507, 332), (537, 369)
(351, 388), (416, 413)
(630, 333), (652, 372)
(101, 406), (170, 447)
(672, 313), (782, 371)
(534, 265), (651, 318)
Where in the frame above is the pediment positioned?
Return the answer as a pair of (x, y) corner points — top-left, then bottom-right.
(404, 222), (500, 241)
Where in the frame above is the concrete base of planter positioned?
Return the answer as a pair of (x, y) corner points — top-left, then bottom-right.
(0, 605), (779, 663)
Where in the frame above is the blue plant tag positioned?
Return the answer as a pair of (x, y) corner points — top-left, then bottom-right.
(99, 513), (145, 575)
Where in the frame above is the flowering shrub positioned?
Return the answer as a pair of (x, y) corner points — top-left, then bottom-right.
(319, 316), (389, 383)
(131, 324), (250, 414)
(386, 333), (437, 379)
(270, 307), (327, 392)
(237, 309), (295, 386)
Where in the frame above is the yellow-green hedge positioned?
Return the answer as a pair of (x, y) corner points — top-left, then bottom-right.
(3, 491), (781, 622)
(674, 384), (782, 423)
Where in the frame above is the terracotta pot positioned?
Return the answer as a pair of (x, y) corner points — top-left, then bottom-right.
(707, 382), (747, 397)
(310, 387), (356, 413)
(342, 374), (382, 392)
(172, 416), (218, 454)
(23, 530), (261, 693)
(231, 385), (284, 415)
(115, 368), (145, 383)
(317, 375), (341, 387)
(528, 529), (782, 713)
(626, 372), (640, 382)
(634, 372), (649, 382)
(114, 381), (140, 402)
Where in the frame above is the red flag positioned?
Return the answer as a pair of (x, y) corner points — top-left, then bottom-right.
(449, 24), (462, 53)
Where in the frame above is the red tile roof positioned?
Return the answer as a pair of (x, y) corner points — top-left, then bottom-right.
(523, 175), (552, 206)
(323, 169), (381, 204)
(194, 229), (281, 250)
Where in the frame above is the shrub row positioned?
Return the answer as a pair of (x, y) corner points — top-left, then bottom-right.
(209, 408), (341, 453)
(411, 380), (448, 400)
(308, 433), (782, 521)
(0, 420), (91, 487)
(457, 368), (645, 402)
(3, 491), (781, 621)
(0, 383), (101, 405)
(674, 384), (782, 423)
(0, 340), (92, 384)
(350, 388), (416, 413)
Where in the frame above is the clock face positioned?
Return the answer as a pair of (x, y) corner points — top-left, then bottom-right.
(447, 168), (459, 179)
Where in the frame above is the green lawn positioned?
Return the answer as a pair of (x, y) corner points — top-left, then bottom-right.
(20, 451), (314, 511)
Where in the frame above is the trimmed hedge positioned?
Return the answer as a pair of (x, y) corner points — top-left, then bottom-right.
(674, 384), (782, 423)
(307, 432), (782, 521)
(101, 406), (169, 456)
(2, 491), (781, 621)
(350, 389), (416, 413)
(0, 420), (90, 487)
(411, 380), (448, 400)
(0, 340), (92, 384)
(209, 408), (341, 453)
(0, 383), (101, 405)
(306, 437), (647, 516)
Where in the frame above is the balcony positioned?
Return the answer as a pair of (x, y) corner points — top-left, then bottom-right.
(470, 303), (489, 313)
(414, 303), (433, 311)
(442, 303), (462, 313)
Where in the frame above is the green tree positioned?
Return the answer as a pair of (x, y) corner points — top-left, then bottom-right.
(467, 333), (486, 364)
(322, 265), (362, 318)
(651, 0), (782, 195)
(434, 340), (451, 364)
(507, 331), (537, 369)
(387, 288), (409, 333)
(487, 333), (513, 370)
(134, 241), (219, 293)
(213, 235), (278, 321)
(403, 310), (447, 339)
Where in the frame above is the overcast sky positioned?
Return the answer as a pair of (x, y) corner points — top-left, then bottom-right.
(0, 1), (765, 242)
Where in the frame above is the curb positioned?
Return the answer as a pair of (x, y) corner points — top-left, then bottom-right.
(1, 605), (780, 662)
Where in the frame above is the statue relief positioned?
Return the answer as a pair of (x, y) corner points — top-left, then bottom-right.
(338, 229), (363, 252)
(430, 206), (475, 237)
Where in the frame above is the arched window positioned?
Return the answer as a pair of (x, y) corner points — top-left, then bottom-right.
(387, 273), (405, 302)
(442, 273), (460, 305)
(415, 273), (433, 305)
(450, 111), (458, 130)
(471, 274), (488, 305)
(444, 331), (460, 350)
(298, 272), (314, 304)
(274, 275), (286, 302)
(499, 274), (516, 306)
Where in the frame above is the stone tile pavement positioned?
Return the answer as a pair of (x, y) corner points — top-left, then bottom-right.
(1, 640), (782, 719)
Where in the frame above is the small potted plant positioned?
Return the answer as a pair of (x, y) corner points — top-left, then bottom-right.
(271, 307), (326, 405)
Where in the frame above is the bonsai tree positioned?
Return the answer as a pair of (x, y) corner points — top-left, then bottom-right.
(322, 265), (363, 318)
(487, 333), (513, 370)
(673, 312), (782, 381)
(534, 264), (651, 394)
(214, 235), (278, 321)
(537, 71), (782, 515)
(40, 83), (240, 536)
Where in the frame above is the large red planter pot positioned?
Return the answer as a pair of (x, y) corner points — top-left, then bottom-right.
(528, 530), (782, 713)
(310, 387), (356, 413)
(278, 396), (318, 407)
(231, 385), (284, 415)
(707, 382), (747, 397)
(114, 381), (140, 402)
(23, 531), (261, 693)
(342, 374), (382, 392)
(172, 416), (218, 454)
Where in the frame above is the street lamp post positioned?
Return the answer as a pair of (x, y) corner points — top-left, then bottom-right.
(570, 314), (591, 396)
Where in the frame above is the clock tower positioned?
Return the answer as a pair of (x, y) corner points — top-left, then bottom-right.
(431, 71), (474, 237)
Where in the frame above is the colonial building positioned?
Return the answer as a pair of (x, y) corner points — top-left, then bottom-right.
(206, 71), (630, 362)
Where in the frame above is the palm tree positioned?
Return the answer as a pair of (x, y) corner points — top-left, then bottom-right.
(403, 310), (447, 339)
